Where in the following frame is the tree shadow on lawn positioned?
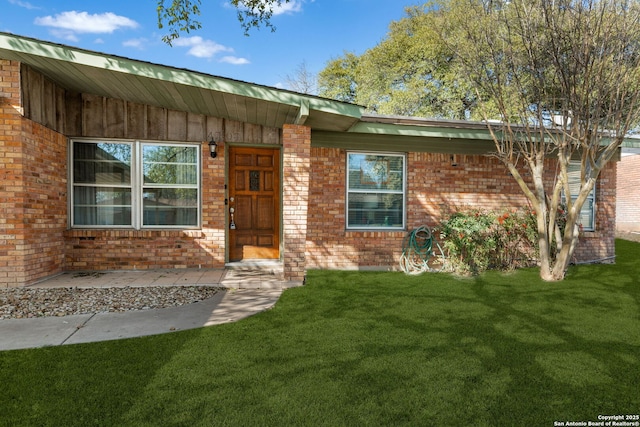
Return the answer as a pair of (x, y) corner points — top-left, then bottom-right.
(120, 264), (638, 426)
(0, 327), (205, 426)
(1, 242), (638, 426)
(471, 268), (639, 425)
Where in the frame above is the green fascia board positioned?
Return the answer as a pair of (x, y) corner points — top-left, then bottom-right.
(348, 121), (497, 141)
(0, 32), (363, 120)
(349, 120), (640, 150)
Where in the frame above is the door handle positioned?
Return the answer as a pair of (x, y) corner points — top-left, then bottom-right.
(229, 207), (236, 230)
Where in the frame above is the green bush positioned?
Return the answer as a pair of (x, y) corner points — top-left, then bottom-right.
(439, 208), (537, 274)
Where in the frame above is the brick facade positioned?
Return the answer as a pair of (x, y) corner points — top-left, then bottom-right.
(306, 148), (617, 269)
(1, 60), (67, 286)
(0, 57), (620, 286)
(616, 153), (640, 232)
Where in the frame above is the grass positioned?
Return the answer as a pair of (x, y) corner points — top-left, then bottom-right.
(1, 240), (639, 426)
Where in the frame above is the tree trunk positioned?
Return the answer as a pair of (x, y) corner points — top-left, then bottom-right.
(550, 218), (581, 280)
(537, 211), (554, 281)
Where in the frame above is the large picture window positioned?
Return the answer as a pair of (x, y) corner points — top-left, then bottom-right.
(347, 152), (405, 229)
(71, 140), (200, 229)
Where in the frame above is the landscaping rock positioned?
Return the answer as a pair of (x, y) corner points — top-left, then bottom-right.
(0, 286), (221, 320)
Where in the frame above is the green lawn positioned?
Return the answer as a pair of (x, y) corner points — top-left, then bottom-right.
(1, 240), (639, 426)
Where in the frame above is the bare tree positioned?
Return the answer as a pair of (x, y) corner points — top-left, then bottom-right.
(283, 60), (318, 95)
(442, 0), (640, 280)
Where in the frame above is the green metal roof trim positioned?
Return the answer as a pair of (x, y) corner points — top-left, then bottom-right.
(354, 117), (496, 141)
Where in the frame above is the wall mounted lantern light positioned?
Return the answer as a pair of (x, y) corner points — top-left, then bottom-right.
(208, 136), (218, 158)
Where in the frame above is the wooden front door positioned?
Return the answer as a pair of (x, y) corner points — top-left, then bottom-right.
(228, 147), (280, 261)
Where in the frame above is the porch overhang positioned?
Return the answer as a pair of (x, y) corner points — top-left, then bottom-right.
(0, 32), (362, 132)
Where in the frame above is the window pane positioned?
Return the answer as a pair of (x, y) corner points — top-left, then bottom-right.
(567, 167), (583, 194)
(143, 145), (198, 185)
(74, 142), (131, 184)
(73, 186), (132, 226)
(143, 188), (198, 226)
(72, 141), (201, 229)
(348, 154), (403, 191)
(578, 198), (594, 230)
(347, 193), (404, 228)
(566, 162), (596, 231)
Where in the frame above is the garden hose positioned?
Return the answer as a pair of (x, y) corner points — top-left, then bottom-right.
(399, 226), (446, 274)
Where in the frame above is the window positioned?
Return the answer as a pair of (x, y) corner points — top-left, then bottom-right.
(347, 152), (405, 229)
(566, 162), (596, 231)
(71, 140), (200, 229)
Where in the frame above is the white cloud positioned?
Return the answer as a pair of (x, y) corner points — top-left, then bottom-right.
(123, 38), (148, 50)
(34, 11), (139, 34)
(173, 36), (232, 59)
(172, 36), (249, 65)
(220, 56), (250, 65)
(8, 0), (40, 10)
(49, 29), (79, 42)
(227, 0), (304, 15)
(272, 0), (303, 15)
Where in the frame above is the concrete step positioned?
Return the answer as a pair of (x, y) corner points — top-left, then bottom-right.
(221, 260), (292, 290)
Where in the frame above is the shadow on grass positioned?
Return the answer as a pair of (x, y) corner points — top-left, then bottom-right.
(0, 328), (206, 426)
(120, 251), (639, 426)
(0, 240), (638, 426)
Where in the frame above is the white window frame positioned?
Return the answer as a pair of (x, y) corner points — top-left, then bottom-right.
(346, 151), (406, 230)
(70, 139), (201, 230)
(565, 161), (596, 231)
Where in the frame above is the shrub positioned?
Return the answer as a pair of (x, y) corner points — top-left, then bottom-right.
(439, 208), (537, 275)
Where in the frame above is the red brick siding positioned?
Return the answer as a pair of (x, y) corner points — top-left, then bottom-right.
(616, 154), (640, 232)
(282, 124), (311, 282)
(1, 60), (67, 286)
(306, 148), (616, 269)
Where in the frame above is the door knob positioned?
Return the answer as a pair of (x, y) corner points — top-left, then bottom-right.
(229, 207), (236, 229)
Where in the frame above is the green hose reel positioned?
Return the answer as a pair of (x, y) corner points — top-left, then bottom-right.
(399, 226), (446, 274)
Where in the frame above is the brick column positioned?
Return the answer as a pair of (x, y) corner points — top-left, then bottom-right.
(282, 124), (311, 283)
(0, 60), (67, 286)
(0, 60), (25, 286)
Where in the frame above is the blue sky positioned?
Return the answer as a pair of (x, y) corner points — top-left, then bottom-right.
(1, 0), (419, 89)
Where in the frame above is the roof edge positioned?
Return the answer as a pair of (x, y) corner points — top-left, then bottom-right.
(0, 31), (364, 120)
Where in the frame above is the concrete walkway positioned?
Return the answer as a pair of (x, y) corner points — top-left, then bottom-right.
(0, 266), (300, 351)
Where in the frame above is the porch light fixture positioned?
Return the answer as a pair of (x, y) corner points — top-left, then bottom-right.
(208, 137), (218, 158)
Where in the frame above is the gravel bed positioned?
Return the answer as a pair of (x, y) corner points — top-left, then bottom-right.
(0, 286), (222, 320)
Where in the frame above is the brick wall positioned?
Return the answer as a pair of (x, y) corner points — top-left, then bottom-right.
(282, 124), (311, 282)
(616, 154), (640, 232)
(306, 148), (617, 270)
(63, 142), (227, 271)
(1, 60), (68, 286)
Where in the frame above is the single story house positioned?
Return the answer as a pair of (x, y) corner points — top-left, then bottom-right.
(0, 32), (636, 287)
